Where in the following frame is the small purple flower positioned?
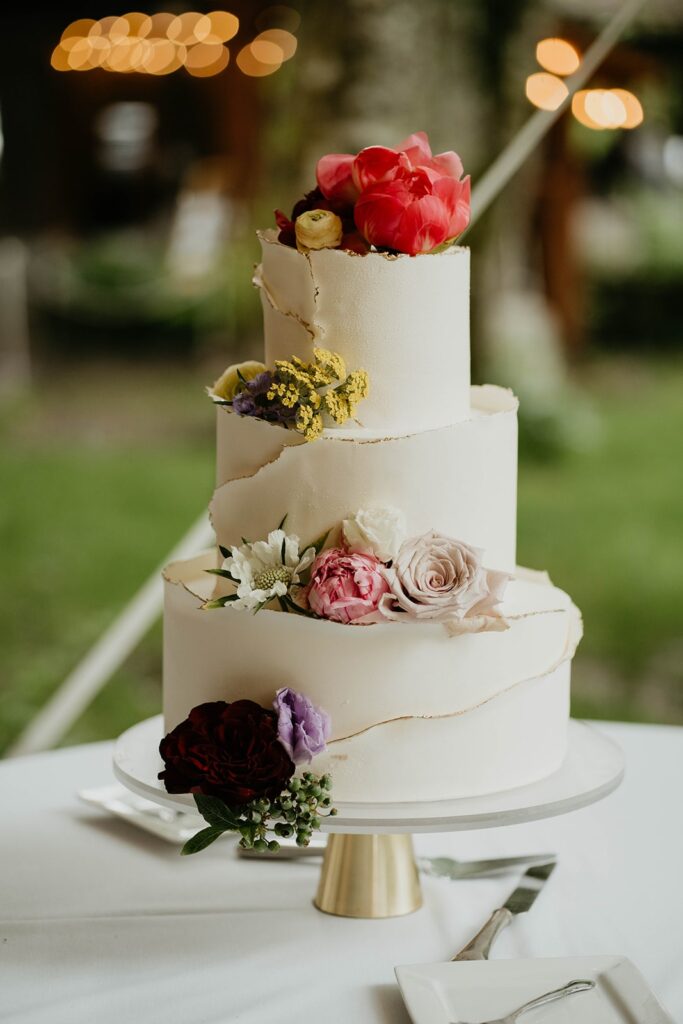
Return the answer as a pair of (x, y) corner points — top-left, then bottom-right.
(232, 371), (293, 426)
(273, 688), (331, 765)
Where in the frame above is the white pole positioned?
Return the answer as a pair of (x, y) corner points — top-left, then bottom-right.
(467, 0), (649, 229)
(6, 514), (214, 757)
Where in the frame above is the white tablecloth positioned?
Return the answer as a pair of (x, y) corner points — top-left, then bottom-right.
(1, 721), (681, 1023)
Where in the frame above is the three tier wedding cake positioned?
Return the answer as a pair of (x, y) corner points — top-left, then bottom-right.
(159, 133), (581, 850)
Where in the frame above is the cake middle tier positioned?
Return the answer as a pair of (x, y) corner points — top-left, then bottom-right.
(212, 384), (518, 572)
(256, 230), (471, 432)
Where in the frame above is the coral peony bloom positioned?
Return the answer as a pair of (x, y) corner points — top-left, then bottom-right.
(307, 547), (389, 624)
(354, 168), (470, 256)
(316, 131), (465, 198)
(315, 131), (470, 254)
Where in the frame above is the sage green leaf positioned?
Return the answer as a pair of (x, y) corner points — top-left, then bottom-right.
(194, 794), (241, 829)
(205, 568), (238, 581)
(311, 528), (331, 555)
(202, 595), (240, 609)
(181, 826), (224, 855)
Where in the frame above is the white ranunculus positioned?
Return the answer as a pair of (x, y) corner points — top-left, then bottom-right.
(342, 506), (407, 563)
(223, 529), (316, 611)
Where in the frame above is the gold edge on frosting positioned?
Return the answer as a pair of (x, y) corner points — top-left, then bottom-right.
(212, 384), (519, 496)
(326, 621), (580, 746)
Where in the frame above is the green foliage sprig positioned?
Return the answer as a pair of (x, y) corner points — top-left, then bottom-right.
(182, 773), (337, 856)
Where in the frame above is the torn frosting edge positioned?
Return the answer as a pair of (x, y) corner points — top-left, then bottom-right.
(327, 608), (582, 745)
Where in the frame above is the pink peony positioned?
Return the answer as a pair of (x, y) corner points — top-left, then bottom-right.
(355, 168), (470, 256)
(306, 548), (389, 624)
(315, 131), (469, 255)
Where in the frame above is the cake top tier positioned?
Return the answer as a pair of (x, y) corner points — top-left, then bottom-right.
(259, 131), (473, 434)
(256, 232), (471, 433)
(210, 132), (473, 436)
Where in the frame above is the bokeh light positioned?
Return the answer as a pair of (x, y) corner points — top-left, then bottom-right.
(144, 39), (186, 75)
(253, 28), (297, 61)
(167, 12), (206, 46)
(585, 90), (627, 128)
(250, 38), (284, 66)
(572, 89), (644, 130)
(255, 5), (300, 33)
(536, 38), (580, 77)
(611, 89), (644, 129)
(525, 72), (569, 111)
(236, 42), (283, 76)
(51, 11), (295, 77)
(184, 45), (230, 77)
(203, 11), (239, 43)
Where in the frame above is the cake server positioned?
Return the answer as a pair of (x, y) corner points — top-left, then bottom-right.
(452, 860), (556, 961)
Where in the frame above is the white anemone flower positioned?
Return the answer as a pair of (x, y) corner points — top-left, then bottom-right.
(224, 529), (316, 611)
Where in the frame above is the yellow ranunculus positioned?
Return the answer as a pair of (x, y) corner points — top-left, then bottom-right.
(209, 360), (267, 402)
(295, 210), (343, 253)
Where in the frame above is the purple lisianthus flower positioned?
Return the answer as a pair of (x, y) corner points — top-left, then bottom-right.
(273, 687), (331, 765)
(232, 371), (293, 426)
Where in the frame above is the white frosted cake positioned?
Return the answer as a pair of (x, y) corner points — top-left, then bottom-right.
(161, 134), (581, 806)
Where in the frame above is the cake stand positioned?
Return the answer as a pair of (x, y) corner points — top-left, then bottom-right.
(113, 716), (623, 919)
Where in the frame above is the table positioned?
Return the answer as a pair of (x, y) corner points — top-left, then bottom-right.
(1, 721), (681, 1023)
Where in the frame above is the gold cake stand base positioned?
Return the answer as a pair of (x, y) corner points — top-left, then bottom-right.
(314, 833), (422, 918)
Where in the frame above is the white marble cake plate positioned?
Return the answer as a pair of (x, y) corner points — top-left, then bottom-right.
(113, 716), (624, 835)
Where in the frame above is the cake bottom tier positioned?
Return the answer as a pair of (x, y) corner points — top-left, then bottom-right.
(162, 552), (581, 803)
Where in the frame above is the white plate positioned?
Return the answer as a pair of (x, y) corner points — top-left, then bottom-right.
(395, 957), (673, 1024)
(78, 785), (203, 844)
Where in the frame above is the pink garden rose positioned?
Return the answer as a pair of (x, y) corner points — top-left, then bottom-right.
(379, 530), (510, 635)
(315, 131), (470, 254)
(306, 547), (389, 624)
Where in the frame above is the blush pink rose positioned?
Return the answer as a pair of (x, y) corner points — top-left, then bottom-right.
(306, 548), (389, 624)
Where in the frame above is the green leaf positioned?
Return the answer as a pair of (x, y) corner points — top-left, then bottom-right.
(194, 794), (241, 829)
(181, 826), (224, 855)
(236, 368), (248, 385)
(205, 568), (238, 581)
(202, 595), (240, 609)
(311, 528), (331, 555)
(277, 513), (288, 531)
(241, 537), (251, 546)
(281, 594), (320, 619)
(281, 536), (287, 563)
(252, 600), (268, 615)
(219, 545), (231, 559)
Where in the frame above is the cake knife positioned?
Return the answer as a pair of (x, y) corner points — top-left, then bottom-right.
(451, 860), (556, 961)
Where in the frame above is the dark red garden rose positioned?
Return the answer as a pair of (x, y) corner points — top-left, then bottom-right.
(158, 700), (295, 806)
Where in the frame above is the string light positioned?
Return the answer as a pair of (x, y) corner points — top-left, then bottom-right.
(610, 89), (644, 129)
(572, 88), (643, 130)
(536, 38), (580, 77)
(525, 72), (568, 111)
(252, 28), (297, 61)
(236, 41), (283, 76)
(50, 10), (294, 78)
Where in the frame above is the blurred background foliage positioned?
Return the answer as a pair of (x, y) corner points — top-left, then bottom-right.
(0, 0), (682, 755)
